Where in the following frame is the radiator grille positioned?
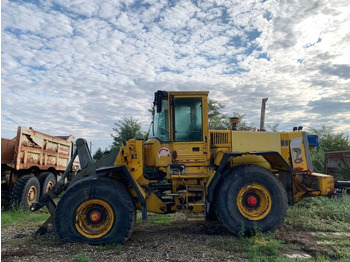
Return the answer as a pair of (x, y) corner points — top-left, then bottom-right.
(210, 131), (231, 147)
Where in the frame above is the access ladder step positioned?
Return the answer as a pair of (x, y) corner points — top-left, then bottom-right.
(187, 212), (206, 222)
(187, 217), (206, 222)
(188, 203), (205, 207)
(187, 187), (205, 192)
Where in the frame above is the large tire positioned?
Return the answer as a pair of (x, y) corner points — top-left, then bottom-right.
(10, 175), (41, 210)
(38, 172), (56, 195)
(215, 165), (288, 235)
(55, 177), (136, 245)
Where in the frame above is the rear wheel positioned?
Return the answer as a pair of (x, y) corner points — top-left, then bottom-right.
(55, 177), (136, 244)
(215, 165), (288, 235)
(10, 175), (41, 210)
(38, 172), (56, 195)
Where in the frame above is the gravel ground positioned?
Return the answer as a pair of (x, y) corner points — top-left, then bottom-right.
(2, 215), (346, 262)
(2, 219), (244, 262)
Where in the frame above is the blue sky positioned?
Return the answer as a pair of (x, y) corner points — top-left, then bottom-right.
(2, 0), (350, 153)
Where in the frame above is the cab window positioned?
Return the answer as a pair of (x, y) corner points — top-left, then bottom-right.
(174, 97), (203, 142)
(151, 98), (169, 141)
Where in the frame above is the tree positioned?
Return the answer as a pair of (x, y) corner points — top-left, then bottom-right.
(232, 112), (255, 131)
(111, 118), (145, 151)
(208, 99), (229, 130)
(267, 123), (279, 132)
(92, 147), (105, 162)
(309, 126), (350, 174)
(309, 126), (350, 152)
(207, 99), (256, 131)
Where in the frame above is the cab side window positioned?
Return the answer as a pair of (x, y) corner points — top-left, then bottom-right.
(174, 97), (203, 142)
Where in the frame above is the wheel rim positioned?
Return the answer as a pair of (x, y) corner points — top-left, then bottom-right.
(45, 180), (55, 192)
(236, 183), (272, 221)
(74, 199), (115, 239)
(26, 185), (38, 206)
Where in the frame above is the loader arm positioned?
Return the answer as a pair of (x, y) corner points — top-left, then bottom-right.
(30, 138), (92, 212)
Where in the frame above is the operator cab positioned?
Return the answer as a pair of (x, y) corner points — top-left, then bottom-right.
(146, 90), (209, 168)
(151, 91), (205, 142)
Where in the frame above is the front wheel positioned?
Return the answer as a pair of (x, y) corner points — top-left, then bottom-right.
(55, 177), (136, 244)
(215, 165), (288, 235)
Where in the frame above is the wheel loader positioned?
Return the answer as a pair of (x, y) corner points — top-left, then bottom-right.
(31, 90), (349, 245)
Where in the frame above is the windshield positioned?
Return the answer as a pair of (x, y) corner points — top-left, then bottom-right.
(174, 97), (203, 142)
(150, 98), (169, 141)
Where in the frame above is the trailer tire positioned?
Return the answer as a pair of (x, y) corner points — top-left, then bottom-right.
(55, 177), (136, 245)
(215, 165), (288, 236)
(10, 175), (41, 210)
(38, 172), (56, 195)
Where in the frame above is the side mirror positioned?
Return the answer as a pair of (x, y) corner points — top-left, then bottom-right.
(154, 91), (164, 113)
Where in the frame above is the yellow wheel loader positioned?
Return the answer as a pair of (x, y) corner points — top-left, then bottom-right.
(31, 90), (349, 245)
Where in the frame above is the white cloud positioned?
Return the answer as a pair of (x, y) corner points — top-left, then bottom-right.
(2, 0), (350, 153)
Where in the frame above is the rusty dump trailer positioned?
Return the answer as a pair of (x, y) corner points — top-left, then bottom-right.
(1, 126), (77, 209)
(325, 151), (350, 195)
(325, 151), (350, 176)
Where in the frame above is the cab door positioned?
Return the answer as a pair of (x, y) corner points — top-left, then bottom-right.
(170, 94), (209, 165)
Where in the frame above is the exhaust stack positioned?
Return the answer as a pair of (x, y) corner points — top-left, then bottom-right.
(260, 98), (268, 131)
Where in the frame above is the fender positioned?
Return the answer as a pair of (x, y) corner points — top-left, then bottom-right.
(95, 165), (148, 221)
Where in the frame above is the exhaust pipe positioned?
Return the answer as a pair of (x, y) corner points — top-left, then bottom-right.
(260, 98), (268, 131)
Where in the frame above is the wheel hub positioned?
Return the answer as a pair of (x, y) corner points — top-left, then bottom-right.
(247, 195), (258, 207)
(89, 211), (102, 223)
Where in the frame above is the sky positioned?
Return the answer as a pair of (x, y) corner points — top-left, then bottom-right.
(2, 0), (350, 153)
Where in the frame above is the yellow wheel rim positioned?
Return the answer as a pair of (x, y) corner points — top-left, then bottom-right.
(45, 180), (55, 192)
(74, 199), (115, 239)
(26, 185), (38, 206)
(236, 183), (272, 221)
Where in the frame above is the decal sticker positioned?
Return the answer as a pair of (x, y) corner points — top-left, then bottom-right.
(158, 147), (170, 159)
(292, 148), (303, 164)
(290, 137), (304, 165)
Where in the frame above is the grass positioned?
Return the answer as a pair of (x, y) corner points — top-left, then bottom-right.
(144, 213), (177, 225)
(1, 208), (50, 228)
(215, 232), (284, 261)
(284, 196), (350, 232)
(283, 196), (350, 261)
(97, 243), (123, 251)
(76, 253), (91, 262)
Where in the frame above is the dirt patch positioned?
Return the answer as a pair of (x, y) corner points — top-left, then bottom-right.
(2, 246), (37, 261)
(276, 227), (350, 259)
(277, 229), (322, 256)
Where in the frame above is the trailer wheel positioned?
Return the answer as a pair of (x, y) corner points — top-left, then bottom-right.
(215, 165), (288, 235)
(38, 172), (56, 194)
(55, 177), (136, 244)
(10, 175), (41, 210)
